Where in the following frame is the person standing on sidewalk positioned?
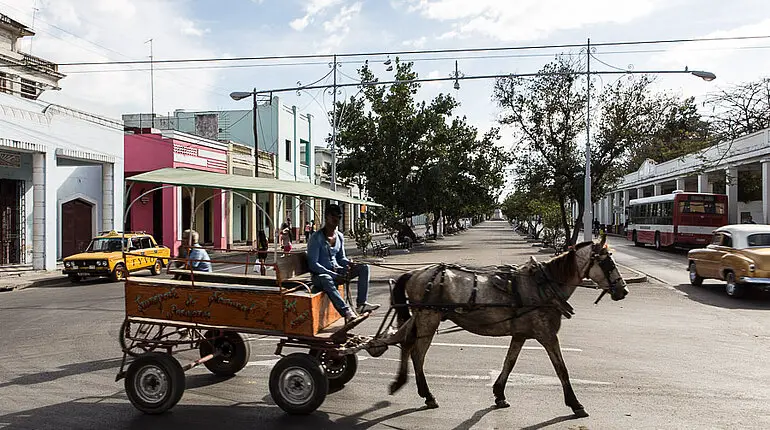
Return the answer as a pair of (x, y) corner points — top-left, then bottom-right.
(306, 203), (380, 323)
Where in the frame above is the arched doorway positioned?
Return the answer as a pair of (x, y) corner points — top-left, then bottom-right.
(62, 199), (93, 258)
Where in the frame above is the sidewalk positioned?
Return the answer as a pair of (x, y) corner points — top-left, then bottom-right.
(0, 267), (70, 292)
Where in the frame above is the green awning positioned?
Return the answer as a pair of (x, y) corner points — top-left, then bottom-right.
(127, 168), (382, 207)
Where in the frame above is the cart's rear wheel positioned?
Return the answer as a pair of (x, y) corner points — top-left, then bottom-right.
(310, 349), (357, 390)
(199, 331), (251, 376)
(269, 353), (327, 415)
(125, 352), (185, 415)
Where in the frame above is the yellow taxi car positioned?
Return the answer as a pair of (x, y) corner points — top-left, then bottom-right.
(62, 231), (170, 283)
(687, 224), (770, 297)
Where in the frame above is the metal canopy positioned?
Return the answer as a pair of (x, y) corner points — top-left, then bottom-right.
(127, 168), (382, 207)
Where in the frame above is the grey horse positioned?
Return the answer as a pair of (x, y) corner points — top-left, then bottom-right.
(384, 236), (628, 417)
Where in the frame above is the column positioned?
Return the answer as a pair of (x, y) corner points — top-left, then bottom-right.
(622, 190), (630, 224)
(101, 163), (114, 232)
(213, 190), (226, 249)
(32, 153), (45, 270)
(225, 190), (233, 248)
(726, 167), (738, 224)
(762, 159), (770, 224)
(43, 152), (56, 270)
(653, 183), (663, 196)
(697, 174), (710, 193)
(676, 177), (686, 192)
(636, 187), (645, 199)
(248, 192), (257, 246)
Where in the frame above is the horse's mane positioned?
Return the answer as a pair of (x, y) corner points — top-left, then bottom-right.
(539, 241), (593, 284)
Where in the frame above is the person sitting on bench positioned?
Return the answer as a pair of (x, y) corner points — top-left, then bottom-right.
(307, 203), (380, 323)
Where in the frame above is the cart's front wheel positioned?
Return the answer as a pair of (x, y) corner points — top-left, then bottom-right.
(310, 349), (357, 390)
(125, 352), (185, 414)
(269, 353), (327, 415)
(199, 331), (251, 376)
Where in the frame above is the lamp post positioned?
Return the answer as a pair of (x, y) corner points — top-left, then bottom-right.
(581, 39), (716, 242)
(230, 89), (259, 178)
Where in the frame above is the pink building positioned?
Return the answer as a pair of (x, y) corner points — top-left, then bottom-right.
(124, 130), (228, 254)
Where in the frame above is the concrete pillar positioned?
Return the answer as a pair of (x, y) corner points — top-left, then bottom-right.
(676, 177), (686, 192)
(248, 192), (257, 246)
(32, 153), (45, 270)
(225, 191), (233, 248)
(102, 163), (114, 232)
(213, 190), (226, 249)
(726, 167), (738, 224)
(762, 159), (770, 224)
(43, 152), (56, 270)
(697, 174), (710, 193)
(653, 183), (663, 196)
(636, 187), (645, 199)
(621, 190), (630, 224)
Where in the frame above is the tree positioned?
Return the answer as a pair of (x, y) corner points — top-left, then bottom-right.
(494, 55), (586, 245)
(705, 78), (770, 141)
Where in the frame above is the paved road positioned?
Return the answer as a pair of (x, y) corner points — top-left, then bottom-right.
(1, 221), (770, 429)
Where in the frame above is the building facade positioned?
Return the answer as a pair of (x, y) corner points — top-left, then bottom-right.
(0, 13), (124, 271)
(592, 128), (770, 231)
(123, 95), (316, 240)
(124, 130), (229, 255)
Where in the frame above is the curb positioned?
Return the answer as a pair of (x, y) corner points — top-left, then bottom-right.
(0, 276), (70, 293)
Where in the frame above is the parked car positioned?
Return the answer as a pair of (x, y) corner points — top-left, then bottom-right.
(62, 231), (170, 283)
(687, 224), (770, 297)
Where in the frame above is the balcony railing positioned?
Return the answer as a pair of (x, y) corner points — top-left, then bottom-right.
(21, 53), (59, 75)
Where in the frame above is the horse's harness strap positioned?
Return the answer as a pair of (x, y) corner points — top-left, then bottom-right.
(468, 273), (479, 308)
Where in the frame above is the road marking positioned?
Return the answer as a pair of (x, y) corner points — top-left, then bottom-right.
(430, 342), (582, 352)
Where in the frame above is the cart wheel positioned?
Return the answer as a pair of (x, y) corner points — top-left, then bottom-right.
(125, 352), (185, 414)
(310, 349), (358, 390)
(269, 353), (328, 415)
(199, 331), (251, 376)
(119, 318), (163, 357)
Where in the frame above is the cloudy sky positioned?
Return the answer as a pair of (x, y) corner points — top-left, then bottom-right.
(2, 0), (769, 157)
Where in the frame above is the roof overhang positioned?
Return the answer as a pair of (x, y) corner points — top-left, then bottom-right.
(127, 168), (382, 207)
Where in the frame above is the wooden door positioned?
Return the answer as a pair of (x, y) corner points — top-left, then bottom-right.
(61, 199), (93, 258)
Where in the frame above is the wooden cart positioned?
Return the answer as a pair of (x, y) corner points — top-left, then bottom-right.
(116, 252), (381, 415)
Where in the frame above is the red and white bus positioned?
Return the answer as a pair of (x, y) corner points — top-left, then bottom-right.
(626, 192), (728, 249)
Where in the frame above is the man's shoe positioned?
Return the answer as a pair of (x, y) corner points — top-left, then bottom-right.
(344, 310), (358, 325)
(356, 302), (381, 314)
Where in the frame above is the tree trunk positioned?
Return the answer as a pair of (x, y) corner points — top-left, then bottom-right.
(570, 205), (584, 245)
(557, 193), (572, 247)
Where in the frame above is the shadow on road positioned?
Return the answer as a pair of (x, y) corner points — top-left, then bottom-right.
(519, 414), (579, 430)
(673, 283), (770, 309)
(0, 357), (123, 389)
(0, 396), (429, 430)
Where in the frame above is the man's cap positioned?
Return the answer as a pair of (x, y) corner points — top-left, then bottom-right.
(326, 203), (343, 216)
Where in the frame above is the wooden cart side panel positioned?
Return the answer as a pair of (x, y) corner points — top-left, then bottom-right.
(125, 281), (284, 332)
(283, 285), (343, 337)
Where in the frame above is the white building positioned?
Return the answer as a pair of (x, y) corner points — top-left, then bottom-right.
(593, 129), (770, 229)
(0, 14), (124, 270)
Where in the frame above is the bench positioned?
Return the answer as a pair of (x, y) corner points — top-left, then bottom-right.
(371, 240), (391, 257)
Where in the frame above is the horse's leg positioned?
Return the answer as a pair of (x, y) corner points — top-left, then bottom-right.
(410, 310), (442, 409)
(492, 336), (526, 408)
(539, 334), (588, 418)
(390, 318), (416, 395)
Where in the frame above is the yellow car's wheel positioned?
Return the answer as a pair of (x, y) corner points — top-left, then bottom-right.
(111, 264), (128, 282)
(150, 259), (162, 276)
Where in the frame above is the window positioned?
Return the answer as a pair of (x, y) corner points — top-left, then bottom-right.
(747, 234), (770, 247)
(722, 234), (733, 248)
(20, 78), (36, 99)
(141, 237), (153, 249)
(0, 72), (10, 94)
(711, 234), (722, 245)
(285, 139), (292, 162)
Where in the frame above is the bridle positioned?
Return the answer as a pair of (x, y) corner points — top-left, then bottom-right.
(582, 247), (623, 304)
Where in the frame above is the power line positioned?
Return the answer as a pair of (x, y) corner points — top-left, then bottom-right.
(27, 34), (770, 68)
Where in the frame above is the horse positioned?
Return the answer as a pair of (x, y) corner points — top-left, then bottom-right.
(384, 235), (628, 417)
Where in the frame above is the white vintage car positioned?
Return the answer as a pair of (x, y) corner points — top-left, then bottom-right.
(687, 224), (770, 297)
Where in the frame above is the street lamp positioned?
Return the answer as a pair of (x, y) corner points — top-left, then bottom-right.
(581, 40), (716, 242)
(230, 89), (259, 178)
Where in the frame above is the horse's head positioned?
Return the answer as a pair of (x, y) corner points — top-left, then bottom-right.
(582, 234), (628, 301)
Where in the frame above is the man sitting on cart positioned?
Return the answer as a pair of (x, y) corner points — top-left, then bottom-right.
(181, 229), (212, 272)
(307, 203), (380, 323)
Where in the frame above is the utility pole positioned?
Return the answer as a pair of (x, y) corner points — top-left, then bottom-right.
(330, 54), (338, 192)
(146, 38), (155, 128)
(583, 38), (593, 242)
(252, 88), (259, 178)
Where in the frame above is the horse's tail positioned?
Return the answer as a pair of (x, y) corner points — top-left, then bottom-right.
(392, 272), (412, 327)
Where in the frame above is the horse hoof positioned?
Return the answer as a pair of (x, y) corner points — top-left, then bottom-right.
(425, 399), (439, 409)
(389, 379), (406, 395)
(495, 399), (510, 409)
(573, 408), (589, 418)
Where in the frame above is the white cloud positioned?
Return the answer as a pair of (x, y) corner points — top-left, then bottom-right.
(402, 36), (427, 48)
(400, 0), (667, 41)
(290, 0), (344, 32)
(323, 2), (362, 33)
(0, 0), (224, 119)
